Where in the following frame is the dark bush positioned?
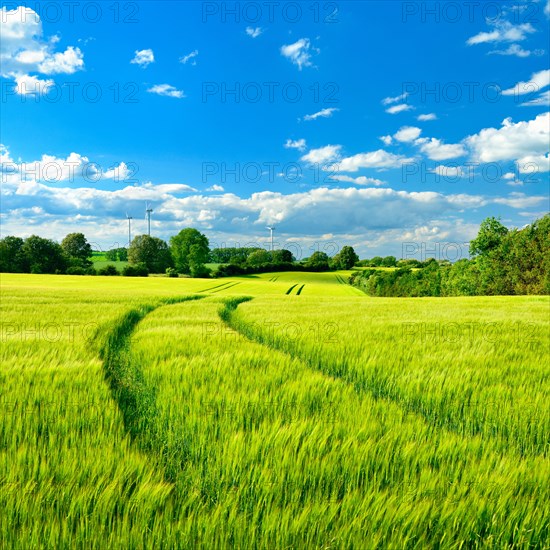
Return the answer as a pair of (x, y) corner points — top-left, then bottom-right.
(190, 264), (211, 278)
(122, 263), (149, 277)
(98, 265), (119, 276)
(66, 266), (87, 275)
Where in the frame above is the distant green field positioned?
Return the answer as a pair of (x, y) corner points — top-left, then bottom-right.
(90, 252), (128, 271)
(0, 272), (548, 547)
(91, 251), (109, 261)
(92, 260), (129, 270)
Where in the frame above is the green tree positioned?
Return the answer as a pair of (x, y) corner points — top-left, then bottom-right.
(0, 236), (27, 272)
(170, 228), (210, 275)
(189, 251), (211, 278)
(440, 258), (479, 296)
(106, 247), (128, 261)
(118, 247), (128, 261)
(61, 232), (93, 267)
(271, 249), (294, 264)
(333, 245), (359, 269)
(504, 215), (550, 294)
(351, 215), (549, 297)
(469, 217), (509, 256)
(247, 249), (271, 266)
(22, 235), (67, 274)
(210, 247), (263, 264)
(105, 249), (118, 261)
(380, 256), (397, 267)
(306, 251), (330, 271)
(128, 235), (173, 273)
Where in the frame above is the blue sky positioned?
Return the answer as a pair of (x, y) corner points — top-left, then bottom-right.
(1, 0), (549, 259)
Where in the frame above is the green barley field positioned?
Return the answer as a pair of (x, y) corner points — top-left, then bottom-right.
(0, 272), (548, 548)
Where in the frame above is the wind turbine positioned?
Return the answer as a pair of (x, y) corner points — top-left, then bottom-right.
(145, 202), (153, 236)
(126, 213), (133, 247)
(266, 226), (276, 252)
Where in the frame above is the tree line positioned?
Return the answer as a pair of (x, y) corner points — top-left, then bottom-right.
(212, 246), (359, 276)
(0, 228), (360, 277)
(5, 215), (545, 291)
(0, 228), (211, 277)
(350, 215), (550, 296)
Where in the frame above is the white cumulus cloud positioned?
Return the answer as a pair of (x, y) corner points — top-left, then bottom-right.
(331, 175), (386, 186)
(303, 107), (339, 121)
(38, 45), (83, 74)
(519, 90), (550, 107)
(382, 92), (408, 105)
(131, 49), (154, 67)
(416, 138), (466, 161)
(246, 27), (263, 38)
(0, 6), (84, 92)
(488, 43), (542, 57)
(502, 69), (550, 96)
(103, 162), (131, 181)
(467, 21), (536, 45)
(180, 49), (198, 65)
(147, 84), (185, 98)
(516, 153), (550, 173)
(335, 150), (414, 172)
(432, 165), (464, 179)
(394, 126), (422, 143)
(280, 38), (318, 70)
(465, 112), (550, 163)
(417, 113), (437, 121)
(284, 138), (307, 151)
(13, 73), (54, 95)
(301, 145), (342, 164)
(386, 104), (414, 115)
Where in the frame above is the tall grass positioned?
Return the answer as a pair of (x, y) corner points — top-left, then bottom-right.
(229, 295), (549, 458)
(124, 297), (548, 546)
(1, 273), (548, 547)
(0, 286), (175, 548)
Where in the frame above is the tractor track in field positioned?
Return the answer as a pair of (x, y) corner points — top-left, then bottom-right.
(96, 292), (543, 487)
(198, 281), (235, 293)
(96, 295), (205, 479)
(219, 298), (545, 458)
(209, 281), (242, 293)
(285, 283), (305, 295)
